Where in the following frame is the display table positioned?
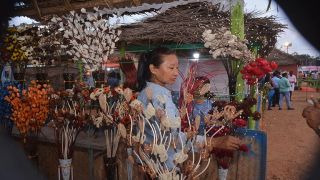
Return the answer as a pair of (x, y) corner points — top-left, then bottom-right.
(12, 127), (266, 180)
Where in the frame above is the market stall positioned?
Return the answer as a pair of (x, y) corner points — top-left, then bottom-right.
(1, 0), (284, 179)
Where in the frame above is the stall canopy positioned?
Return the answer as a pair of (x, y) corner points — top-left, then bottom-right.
(13, 0), (285, 57)
(119, 2), (285, 56)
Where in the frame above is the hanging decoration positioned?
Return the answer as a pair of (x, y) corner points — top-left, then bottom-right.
(51, 7), (121, 71)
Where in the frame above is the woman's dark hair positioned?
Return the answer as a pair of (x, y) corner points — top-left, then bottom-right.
(264, 73), (271, 83)
(282, 72), (288, 77)
(137, 47), (176, 91)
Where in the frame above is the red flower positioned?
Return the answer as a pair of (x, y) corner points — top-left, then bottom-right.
(270, 61), (278, 69)
(120, 115), (130, 126)
(217, 158), (230, 169)
(233, 118), (247, 127)
(239, 144), (249, 152)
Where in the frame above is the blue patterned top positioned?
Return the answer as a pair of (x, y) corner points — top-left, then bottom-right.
(138, 82), (180, 169)
(191, 99), (213, 135)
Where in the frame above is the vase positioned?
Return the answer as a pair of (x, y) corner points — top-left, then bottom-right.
(63, 73), (75, 90)
(92, 71), (105, 88)
(59, 158), (73, 180)
(22, 136), (39, 167)
(218, 168), (228, 180)
(103, 156), (118, 180)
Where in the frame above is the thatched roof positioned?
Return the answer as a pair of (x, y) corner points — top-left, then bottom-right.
(267, 49), (299, 65)
(13, 0), (189, 19)
(120, 2), (286, 56)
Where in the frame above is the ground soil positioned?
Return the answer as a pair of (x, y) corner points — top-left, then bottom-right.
(264, 91), (320, 180)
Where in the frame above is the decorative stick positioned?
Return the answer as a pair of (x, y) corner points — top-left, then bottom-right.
(194, 153), (202, 172)
(58, 167), (60, 180)
(129, 115), (133, 146)
(166, 134), (172, 151)
(154, 122), (162, 143)
(191, 142), (195, 165)
(110, 129), (113, 158)
(145, 119), (156, 152)
(204, 130), (207, 146)
(209, 125), (225, 142)
(179, 133), (184, 149)
(133, 150), (144, 166)
(186, 108), (191, 130)
(193, 157), (211, 179)
(105, 130), (111, 158)
(112, 131), (121, 157)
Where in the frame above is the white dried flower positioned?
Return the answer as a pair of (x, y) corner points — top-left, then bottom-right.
(157, 95), (166, 104)
(161, 116), (181, 129)
(93, 116), (103, 128)
(143, 103), (156, 119)
(153, 144), (168, 162)
(130, 99), (143, 112)
(173, 151), (188, 164)
(81, 8), (86, 13)
(202, 28), (254, 63)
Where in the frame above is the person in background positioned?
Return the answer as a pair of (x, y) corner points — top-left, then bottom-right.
(288, 71), (297, 101)
(85, 71), (95, 88)
(264, 73), (275, 110)
(271, 70), (281, 107)
(179, 76), (241, 150)
(189, 76), (213, 136)
(107, 71), (120, 87)
(278, 72), (294, 110)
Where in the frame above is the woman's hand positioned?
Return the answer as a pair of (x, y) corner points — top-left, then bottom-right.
(155, 108), (165, 119)
(210, 136), (241, 151)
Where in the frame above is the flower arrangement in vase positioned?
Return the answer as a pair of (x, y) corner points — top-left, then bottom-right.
(204, 97), (262, 180)
(89, 85), (138, 180)
(5, 81), (51, 162)
(48, 83), (89, 180)
(202, 27), (254, 100)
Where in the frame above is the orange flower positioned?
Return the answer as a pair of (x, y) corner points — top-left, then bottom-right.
(6, 82), (50, 136)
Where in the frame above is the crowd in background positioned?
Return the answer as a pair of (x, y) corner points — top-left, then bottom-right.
(262, 70), (297, 110)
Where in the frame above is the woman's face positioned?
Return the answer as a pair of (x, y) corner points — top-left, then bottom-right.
(150, 54), (179, 86)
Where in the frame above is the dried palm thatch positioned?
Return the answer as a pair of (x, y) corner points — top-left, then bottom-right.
(120, 2), (286, 56)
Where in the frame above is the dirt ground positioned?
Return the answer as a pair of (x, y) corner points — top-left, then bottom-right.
(264, 91), (320, 180)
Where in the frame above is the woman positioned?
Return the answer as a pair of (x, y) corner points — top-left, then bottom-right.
(137, 47), (241, 166)
(137, 47), (180, 169)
